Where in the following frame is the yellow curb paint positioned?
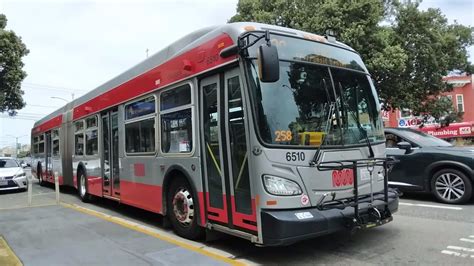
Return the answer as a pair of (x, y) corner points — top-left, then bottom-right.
(61, 203), (245, 266)
(0, 236), (22, 266)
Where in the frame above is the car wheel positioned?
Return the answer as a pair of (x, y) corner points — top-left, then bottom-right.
(78, 171), (92, 202)
(431, 169), (472, 204)
(167, 177), (204, 240)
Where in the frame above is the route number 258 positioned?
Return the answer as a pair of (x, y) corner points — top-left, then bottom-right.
(275, 130), (292, 142)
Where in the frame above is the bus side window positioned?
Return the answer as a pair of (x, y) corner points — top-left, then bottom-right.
(124, 96), (156, 154)
(160, 84), (193, 154)
(38, 135), (45, 154)
(85, 116), (99, 156)
(52, 129), (60, 156)
(75, 120), (84, 156)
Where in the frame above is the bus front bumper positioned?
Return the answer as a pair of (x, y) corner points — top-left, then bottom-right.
(260, 190), (399, 246)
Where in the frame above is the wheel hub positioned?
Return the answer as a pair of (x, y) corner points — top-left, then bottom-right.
(80, 175), (86, 197)
(172, 188), (194, 226)
(435, 173), (465, 201)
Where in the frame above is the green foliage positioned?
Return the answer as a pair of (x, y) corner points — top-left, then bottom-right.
(390, 3), (472, 114)
(229, 0), (473, 118)
(417, 96), (463, 126)
(17, 150), (30, 158)
(0, 14), (29, 115)
(466, 63), (474, 74)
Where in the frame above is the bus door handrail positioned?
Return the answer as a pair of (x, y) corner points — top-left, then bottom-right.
(235, 152), (248, 189)
(206, 142), (222, 177)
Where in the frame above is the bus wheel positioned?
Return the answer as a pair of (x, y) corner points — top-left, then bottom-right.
(167, 177), (204, 240)
(78, 171), (92, 203)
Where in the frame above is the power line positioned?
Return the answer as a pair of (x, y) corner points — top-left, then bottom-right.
(22, 82), (88, 93)
(16, 112), (50, 116)
(23, 82), (87, 92)
(26, 104), (61, 108)
(0, 115), (41, 121)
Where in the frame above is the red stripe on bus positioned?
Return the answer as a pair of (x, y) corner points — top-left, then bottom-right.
(73, 175), (77, 189)
(32, 114), (63, 134)
(206, 192), (228, 223)
(231, 196), (257, 231)
(120, 180), (162, 214)
(198, 192), (206, 226)
(87, 176), (103, 197)
(72, 34), (235, 121)
(42, 174), (64, 185)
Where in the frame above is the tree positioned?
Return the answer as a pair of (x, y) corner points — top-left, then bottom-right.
(388, 3), (472, 118)
(417, 96), (463, 127)
(229, 0), (472, 121)
(0, 14), (29, 115)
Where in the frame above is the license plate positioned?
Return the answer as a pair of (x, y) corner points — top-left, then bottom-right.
(0, 180), (8, 186)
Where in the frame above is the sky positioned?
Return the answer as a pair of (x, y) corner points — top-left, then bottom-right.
(0, 0), (473, 149)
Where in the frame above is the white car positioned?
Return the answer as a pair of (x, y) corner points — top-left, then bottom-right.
(0, 157), (28, 191)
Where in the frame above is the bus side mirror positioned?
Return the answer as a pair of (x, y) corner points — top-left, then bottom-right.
(257, 44), (279, 82)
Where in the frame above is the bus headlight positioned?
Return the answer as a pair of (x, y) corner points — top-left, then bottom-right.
(263, 175), (302, 196)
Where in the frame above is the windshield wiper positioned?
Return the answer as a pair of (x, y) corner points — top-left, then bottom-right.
(337, 82), (374, 158)
(310, 102), (335, 166)
(310, 78), (334, 166)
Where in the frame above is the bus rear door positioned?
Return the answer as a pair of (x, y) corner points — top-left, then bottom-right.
(101, 109), (120, 198)
(45, 131), (52, 182)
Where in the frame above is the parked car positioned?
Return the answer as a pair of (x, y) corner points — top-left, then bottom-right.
(385, 128), (474, 204)
(0, 157), (28, 192)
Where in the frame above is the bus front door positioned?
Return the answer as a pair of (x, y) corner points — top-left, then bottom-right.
(200, 69), (257, 233)
(101, 110), (120, 198)
(45, 131), (52, 182)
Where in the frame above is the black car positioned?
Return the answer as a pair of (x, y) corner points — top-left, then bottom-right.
(385, 127), (474, 204)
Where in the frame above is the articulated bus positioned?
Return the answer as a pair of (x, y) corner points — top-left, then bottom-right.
(31, 22), (399, 246)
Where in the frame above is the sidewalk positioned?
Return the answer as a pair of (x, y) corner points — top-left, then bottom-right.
(0, 204), (234, 266)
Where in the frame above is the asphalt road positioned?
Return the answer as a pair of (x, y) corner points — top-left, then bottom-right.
(2, 168), (474, 265)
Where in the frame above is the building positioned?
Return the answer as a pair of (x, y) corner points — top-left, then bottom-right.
(0, 146), (15, 157)
(383, 74), (474, 143)
(442, 74), (474, 122)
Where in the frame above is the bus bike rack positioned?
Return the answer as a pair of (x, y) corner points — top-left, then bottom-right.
(316, 157), (398, 229)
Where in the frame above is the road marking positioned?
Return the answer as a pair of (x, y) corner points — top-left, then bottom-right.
(0, 236), (22, 266)
(61, 202), (245, 266)
(32, 192), (56, 197)
(441, 250), (474, 259)
(460, 238), (474, 243)
(399, 202), (462, 210)
(448, 246), (474, 253)
(0, 204), (56, 211)
(470, 235), (474, 238)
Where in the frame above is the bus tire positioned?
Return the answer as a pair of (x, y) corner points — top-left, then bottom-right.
(167, 176), (204, 240)
(78, 170), (93, 203)
(38, 165), (45, 186)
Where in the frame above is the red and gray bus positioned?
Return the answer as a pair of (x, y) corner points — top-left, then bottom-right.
(31, 22), (399, 246)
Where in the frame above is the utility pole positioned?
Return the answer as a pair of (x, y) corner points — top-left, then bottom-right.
(6, 134), (27, 157)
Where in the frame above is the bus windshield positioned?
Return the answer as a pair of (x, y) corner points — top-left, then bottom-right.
(246, 36), (384, 147)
